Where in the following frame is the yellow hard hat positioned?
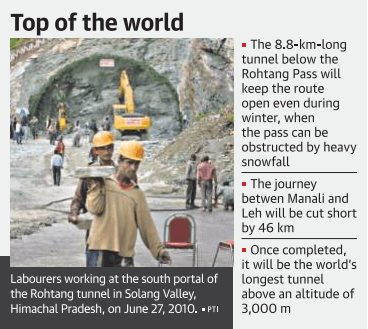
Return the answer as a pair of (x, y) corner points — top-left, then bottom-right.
(118, 141), (144, 161)
(92, 131), (114, 147)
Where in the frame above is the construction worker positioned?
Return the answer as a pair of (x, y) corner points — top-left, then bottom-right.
(89, 119), (98, 143)
(50, 150), (63, 186)
(197, 155), (217, 212)
(55, 135), (65, 158)
(85, 141), (171, 267)
(48, 120), (57, 145)
(29, 115), (39, 139)
(215, 181), (234, 210)
(88, 147), (98, 164)
(103, 116), (111, 131)
(72, 120), (81, 147)
(15, 118), (22, 144)
(186, 154), (197, 209)
(68, 131), (116, 231)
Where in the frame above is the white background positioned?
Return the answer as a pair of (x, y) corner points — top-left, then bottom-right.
(4, 1), (367, 328)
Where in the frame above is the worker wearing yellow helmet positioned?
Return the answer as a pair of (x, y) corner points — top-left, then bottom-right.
(85, 140), (171, 267)
(69, 131), (116, 227)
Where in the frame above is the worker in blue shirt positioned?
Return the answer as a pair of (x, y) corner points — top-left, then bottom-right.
(50, 150), (63, 186)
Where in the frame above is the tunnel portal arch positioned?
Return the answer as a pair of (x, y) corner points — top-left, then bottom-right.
(29, 54), (181, 139)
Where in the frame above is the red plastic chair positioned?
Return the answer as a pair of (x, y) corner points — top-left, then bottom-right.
(159, 213), (198, 267)
(212, 239), (234, 267)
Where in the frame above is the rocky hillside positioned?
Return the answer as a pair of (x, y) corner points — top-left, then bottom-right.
(11, 38), (233, 140)
(10, 38), (234, 191)
(139, 104), (234, 195)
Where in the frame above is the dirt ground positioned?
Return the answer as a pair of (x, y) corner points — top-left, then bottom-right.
(10, 134), (178, 238)
(10, 133), (99, 235)
(10, 134), (234, 267)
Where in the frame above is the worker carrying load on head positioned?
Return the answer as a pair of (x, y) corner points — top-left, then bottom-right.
(84, 140), (171, 267)
(69, 131), (117, 244)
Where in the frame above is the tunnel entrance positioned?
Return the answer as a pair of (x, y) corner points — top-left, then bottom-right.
(29, 54), (181, 140)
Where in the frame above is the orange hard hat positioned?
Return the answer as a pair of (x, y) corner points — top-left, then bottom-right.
(92, 131), (114, 147)
(118, 141), (144, 161)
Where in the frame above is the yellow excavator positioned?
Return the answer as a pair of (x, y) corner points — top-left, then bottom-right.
(113, 70), (151, 137)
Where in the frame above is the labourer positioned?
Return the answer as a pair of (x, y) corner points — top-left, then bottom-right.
(88, 147), (98, 165)
(186, 154), (197, 209)
(197, 155), (217, 212)
(73, 120), (81, 147)
(216, 181), (234, 210)
(50, 150), (63, 186)
(48, 120), (57, 145)
(84, 141), (171, 267)
(15, 118), (23, 144)
(12, 117), (17, 141)
(69, 131), (116, 232)
(29, 115), (39, 139)
(102, 116), (111, 131)
(10, 118), (13, 139)
(182, 113), (188, 128)
(89, 119), (98, 143)
(55, 135), (65, 158)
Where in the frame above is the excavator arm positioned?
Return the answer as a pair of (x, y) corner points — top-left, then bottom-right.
(117, 70), (135, 114)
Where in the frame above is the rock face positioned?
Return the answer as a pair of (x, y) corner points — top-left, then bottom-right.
(139, 106), (234, 196)
(10, 38), (234, 140)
